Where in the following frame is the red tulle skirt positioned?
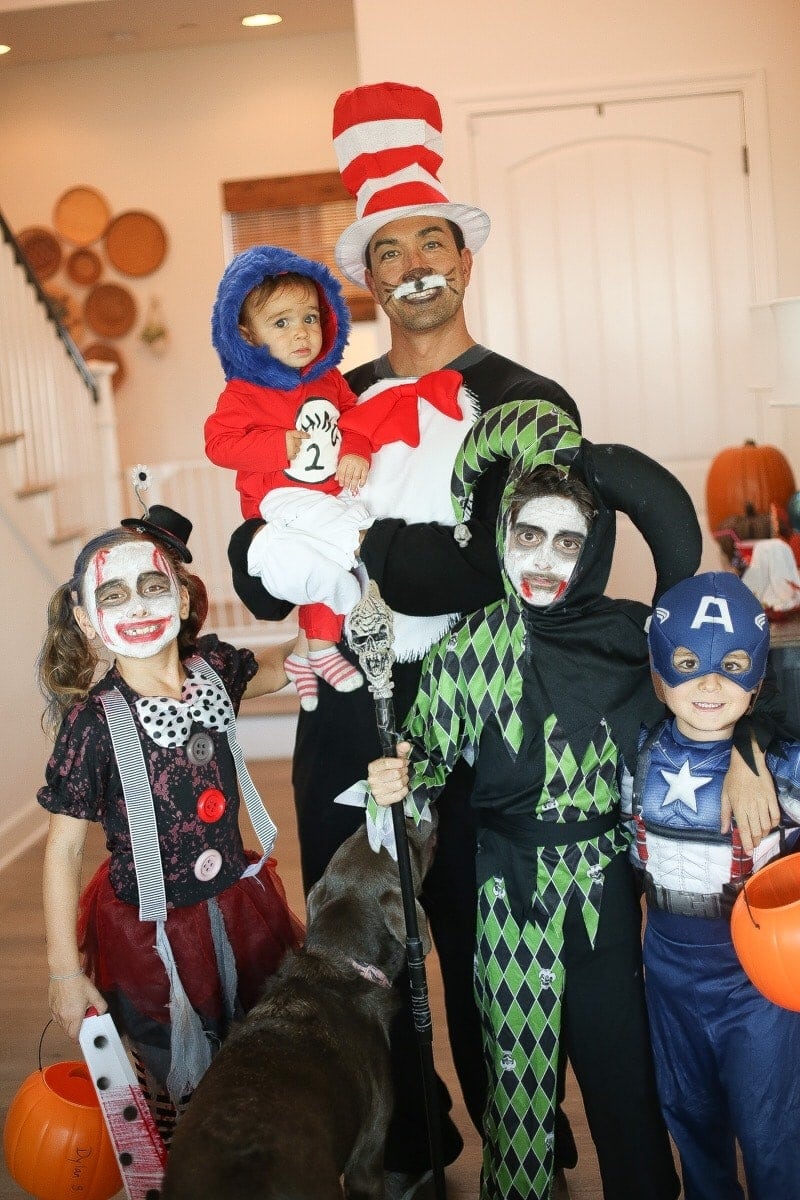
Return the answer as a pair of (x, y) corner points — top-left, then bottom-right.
(78, 853), (304, 1026)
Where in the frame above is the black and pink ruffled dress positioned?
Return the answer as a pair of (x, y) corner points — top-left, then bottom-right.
(38, 634), (303, 1097)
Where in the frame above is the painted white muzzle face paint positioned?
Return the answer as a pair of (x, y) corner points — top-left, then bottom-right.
(83, 540), (181, 659)
(391, 274), (448, 301)
(504, 495), (588, 608)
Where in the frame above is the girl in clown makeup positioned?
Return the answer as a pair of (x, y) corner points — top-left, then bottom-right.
(37, 507), (303, 1142)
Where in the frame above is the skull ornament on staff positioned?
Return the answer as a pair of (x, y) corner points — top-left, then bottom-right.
(347, 581), (395, 702)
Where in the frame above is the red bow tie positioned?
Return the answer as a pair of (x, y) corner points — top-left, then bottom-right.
(339, 369), (464, 450)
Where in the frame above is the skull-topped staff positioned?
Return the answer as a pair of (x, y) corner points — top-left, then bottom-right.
(346, 581), (396, 753)
(347, 581), (447, 1200)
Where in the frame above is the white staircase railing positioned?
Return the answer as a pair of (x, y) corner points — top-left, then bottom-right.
(1, 209), (126, 870)
(0, 214), (122, 541)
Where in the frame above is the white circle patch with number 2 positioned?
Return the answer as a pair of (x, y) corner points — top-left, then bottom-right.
(284, 396), (341, 484)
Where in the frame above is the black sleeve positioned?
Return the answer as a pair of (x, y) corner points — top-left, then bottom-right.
(359, 360), (580, 616)
(582, 442), (703, 604)
(360, 512), (504, 616)
(733, 659), (800, 767)
(227, 518), (294, 622)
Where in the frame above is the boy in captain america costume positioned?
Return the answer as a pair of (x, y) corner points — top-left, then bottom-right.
(625, 571), (800, 1200)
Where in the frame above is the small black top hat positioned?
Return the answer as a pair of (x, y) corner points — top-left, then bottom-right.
(121, 504), (193, 563)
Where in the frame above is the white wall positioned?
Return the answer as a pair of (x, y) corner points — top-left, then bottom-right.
(0, 30), (381, 471)
(352, 0), (800, 454)
(353, 0), (800, 285)
(0, 489), (75, 868)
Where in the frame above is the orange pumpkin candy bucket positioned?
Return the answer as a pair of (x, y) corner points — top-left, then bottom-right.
(3, 1059), (122, 1200)
(731, 854), (800, 1012)
(705, 439), (796, 536)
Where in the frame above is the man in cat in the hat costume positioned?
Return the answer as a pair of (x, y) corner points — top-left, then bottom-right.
(227, 81), (577, 1198)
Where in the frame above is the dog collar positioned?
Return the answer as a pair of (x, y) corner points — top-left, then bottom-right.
(349, 958), (391, 989)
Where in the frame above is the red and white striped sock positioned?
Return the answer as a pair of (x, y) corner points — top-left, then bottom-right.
(308, 647), (363, 693)
(132, 1048), (178, 1148)
(284, 653), (319, 711)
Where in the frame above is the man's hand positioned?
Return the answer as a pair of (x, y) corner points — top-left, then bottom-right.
(721, 738), (779, 854)
(286, 429), (309, 461)
(336, 454), (370, 491)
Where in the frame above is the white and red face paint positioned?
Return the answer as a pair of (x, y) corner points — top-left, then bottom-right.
(82, 540), (182, 659)
(504, 496), (588, 608)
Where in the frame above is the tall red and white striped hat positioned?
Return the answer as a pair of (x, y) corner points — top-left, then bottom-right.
(332, 81), (490, 288)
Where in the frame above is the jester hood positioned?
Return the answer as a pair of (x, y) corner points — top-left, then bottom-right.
(436, 402), (703, 768)
(211, 245), (351, 391)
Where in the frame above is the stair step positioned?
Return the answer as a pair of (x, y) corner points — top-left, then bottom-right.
(16, 479), (54, 499)
(49, 524), (86, 546)
(0, 430), (24, 446)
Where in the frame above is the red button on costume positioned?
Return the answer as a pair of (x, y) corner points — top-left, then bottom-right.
(197, 788), (226, 823)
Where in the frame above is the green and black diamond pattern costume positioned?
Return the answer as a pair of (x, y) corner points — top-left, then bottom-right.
(398, 402), (697, 1199)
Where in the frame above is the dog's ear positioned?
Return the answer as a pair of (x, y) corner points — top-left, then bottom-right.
(379, 886), (406, 947)
(380, 889), (432, 957)
(305, 875), (328, 926)
(416, 901), (432, 956)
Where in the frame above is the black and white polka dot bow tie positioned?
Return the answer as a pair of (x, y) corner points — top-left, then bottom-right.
(134, 676), (232, 748)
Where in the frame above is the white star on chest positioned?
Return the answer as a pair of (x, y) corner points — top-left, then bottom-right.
(659, 759), (713, 813)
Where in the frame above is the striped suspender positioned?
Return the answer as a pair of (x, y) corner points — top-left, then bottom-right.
(100, 658), (278, 922)
(186, 656), (277, 859)
(100, 689), (168, 922)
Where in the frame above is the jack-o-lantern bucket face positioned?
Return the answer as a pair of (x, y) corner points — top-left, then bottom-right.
(3, 1061), (121, 1200)
(731, 855), (800, 1011)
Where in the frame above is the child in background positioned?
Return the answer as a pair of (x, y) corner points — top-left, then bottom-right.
(206, 244), (459, 711)
(38, 503), (303, 1143)
(627, 570), (800, 1200)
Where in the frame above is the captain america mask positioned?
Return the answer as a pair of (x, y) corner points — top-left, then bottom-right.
(649, 571), (769, 692)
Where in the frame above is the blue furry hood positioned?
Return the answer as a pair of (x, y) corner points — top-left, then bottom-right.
(211, 245), (351, 389)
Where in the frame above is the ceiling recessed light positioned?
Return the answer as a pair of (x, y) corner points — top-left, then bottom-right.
(241, 13), (282, 27)
(0, 44), (11, 55)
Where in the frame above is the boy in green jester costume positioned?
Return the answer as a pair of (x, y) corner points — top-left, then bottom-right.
(369, 401), (695, 1199)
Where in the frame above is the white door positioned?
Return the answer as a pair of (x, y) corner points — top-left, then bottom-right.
(471, 91), (763, 600)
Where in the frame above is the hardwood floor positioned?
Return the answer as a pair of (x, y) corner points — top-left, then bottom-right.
(1, 759), (610, 1199)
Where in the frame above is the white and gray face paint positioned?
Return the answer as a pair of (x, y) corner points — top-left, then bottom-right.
(504, 496), (588, 607)
(82, 540), (182, 659)
(391, 274), (448, 301)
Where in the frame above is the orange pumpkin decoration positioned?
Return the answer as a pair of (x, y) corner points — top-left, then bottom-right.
(731, 855), (800, 1011)
(3, 1060), (122, 1200)
(705, 439), (796, 535)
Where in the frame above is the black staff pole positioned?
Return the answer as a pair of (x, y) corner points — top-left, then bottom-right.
(347, 581), (447, 1200)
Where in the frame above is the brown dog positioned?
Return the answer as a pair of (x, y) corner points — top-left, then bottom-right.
(161, 815), (435, 1200)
